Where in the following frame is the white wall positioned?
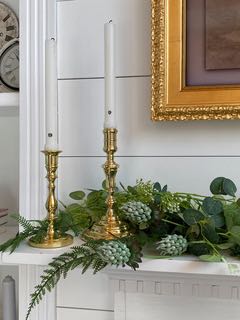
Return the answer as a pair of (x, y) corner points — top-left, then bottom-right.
(55, 1), (240, 319)
(57, 0), (240, 203)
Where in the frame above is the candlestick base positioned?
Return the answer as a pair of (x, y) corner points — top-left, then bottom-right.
(28, 234), (73, 249)
(83, 209), (130, 241)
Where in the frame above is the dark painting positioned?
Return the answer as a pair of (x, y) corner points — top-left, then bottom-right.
(206, 0), (240, 70)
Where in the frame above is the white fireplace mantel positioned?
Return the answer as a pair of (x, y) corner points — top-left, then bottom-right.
(1, 228), (240, 277)
(2, 227), (240, 320)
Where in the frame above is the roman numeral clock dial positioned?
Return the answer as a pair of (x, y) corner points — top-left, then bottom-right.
(0, 3), (18, 49)
(0, 3), (19, 91)
(0, 39), (19, 90)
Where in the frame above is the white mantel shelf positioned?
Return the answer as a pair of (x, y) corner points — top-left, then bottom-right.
(1, 227), (240, 278)
(0, 92), (19, 107)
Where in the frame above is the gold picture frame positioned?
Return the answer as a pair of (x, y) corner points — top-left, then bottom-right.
(151, 0), (240, 121)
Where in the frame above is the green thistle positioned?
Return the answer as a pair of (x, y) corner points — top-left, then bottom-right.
(98, 241), (131, 265)
(156, 234), (188, 256)
(120, 201), (152, 224)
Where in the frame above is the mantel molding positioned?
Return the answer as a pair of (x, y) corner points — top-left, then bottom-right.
(19, 1), (57, 319)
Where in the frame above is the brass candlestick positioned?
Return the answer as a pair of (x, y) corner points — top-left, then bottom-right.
(29, 151), (73, 248)
(83, 128), (130, 240)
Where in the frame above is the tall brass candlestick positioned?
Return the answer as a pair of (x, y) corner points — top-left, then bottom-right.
(29, 151), (73, 248)
(83, 128), (130, 240)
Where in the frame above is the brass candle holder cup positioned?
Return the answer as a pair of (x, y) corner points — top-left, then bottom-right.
(83, 128), (130, 240)
(29, 150), (73, 249)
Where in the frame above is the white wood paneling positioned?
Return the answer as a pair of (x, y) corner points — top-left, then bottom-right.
(57, 308), (114, 320)
(124, 294), (240, 320)
(58, 78), (240, 157)
(58, 156), (240, 204)
(57, 0), (151, 78)
(57, 269), (113, 310)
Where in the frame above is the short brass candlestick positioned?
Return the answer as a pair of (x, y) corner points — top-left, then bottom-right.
(29, 150), (73, 248)
(83, 128), (130, 240)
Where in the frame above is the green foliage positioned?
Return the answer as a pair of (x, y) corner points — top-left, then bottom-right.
(224, 202), (240, 230)
(188, 243), (211, 256)
(69, 191), (86, 200)
(25, 239), (142, 320)
(182, 209), (205, 226)
(3, 177), (240, 319)
(210, 177), (237, 197)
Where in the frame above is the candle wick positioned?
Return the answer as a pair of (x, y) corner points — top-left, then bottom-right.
(108, 111), (112, 115)
(109, 20), (113, 23)
(48, 133), (53, 137)
(51, 37), (55, 41)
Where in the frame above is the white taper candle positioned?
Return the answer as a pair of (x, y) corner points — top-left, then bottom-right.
(104, 20), (116, 128)
(45, 38), (58, 151)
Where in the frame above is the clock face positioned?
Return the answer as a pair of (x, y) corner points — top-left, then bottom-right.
(0, 40), (19, 90)
(0, 3), (18, 49)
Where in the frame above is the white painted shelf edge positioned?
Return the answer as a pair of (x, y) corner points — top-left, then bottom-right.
(0, 92), (19, 107)
(1, 227), (240, 277)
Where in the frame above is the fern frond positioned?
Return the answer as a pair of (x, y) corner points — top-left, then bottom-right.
(12, 215), (35, 233)
(26, 243), (100, 320)
(0, 231), (33, 253)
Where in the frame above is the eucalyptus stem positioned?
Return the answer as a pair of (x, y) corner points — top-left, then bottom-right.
(175, 192), (235, 203)
(161, 219), (185, 228)
(199, 224), (222, 257)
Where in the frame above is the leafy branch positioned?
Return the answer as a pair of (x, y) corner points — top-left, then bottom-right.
(26, 242), (108, 320)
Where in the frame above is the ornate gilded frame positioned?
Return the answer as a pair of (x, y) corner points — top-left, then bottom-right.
(151, 0), (240, 121)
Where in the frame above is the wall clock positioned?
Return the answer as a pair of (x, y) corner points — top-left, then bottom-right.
(0, 38), (19, 90)
(0, 2), (18, 50)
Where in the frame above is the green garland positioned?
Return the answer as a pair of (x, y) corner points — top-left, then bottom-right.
(1, 176), (240, 319)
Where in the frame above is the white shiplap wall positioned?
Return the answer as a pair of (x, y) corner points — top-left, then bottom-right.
(57, 0), (240, 201)
(55, 0), (240, 319)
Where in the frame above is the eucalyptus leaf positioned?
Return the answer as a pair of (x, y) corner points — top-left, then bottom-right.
(102, 180), (107, 190)
(182, 209), (205, 226)
(153, 182), (161, 192)
(162, 185), (168, 192)
(199, 255), (222, 262)
(202, 197), (223, 216)
(210, 177), (225, 195)
(202, 224), (219, 243)
(223, 202), (240, 230)
(210, 177), (237, 197)
(154, 194), (161, 205)
(186, 224), (200, 237)
(223, 178), (237, 197)
(216, 243), (234, 250)
(211, 212), (225, 228)
(69, 191), (85, 200)
(230, 226), (240, 245)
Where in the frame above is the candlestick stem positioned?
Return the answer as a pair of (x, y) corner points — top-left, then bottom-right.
(83, 129), (130, 240)
(29, 151), (73, 248)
